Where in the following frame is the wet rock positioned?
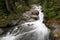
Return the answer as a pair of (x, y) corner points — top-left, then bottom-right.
(21, 9), (39, 23)
(22, 13), (31, 20)
(31, 15), (39, 20)
(11, 20), (20, 25)
(0, 28), (3, 34)
(27, 19), (35, 22)
(30, 9), (39, 15)
(17, 23), (34, 33)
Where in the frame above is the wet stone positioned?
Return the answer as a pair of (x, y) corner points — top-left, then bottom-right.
(0, 28), (4, 34)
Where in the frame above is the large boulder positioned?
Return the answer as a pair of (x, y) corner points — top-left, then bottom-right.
(21, 9), (39, 22)
(45, 19), (60, 40)
(30, 9), (39, 15)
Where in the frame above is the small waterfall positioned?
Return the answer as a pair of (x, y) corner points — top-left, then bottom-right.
(0, 5), (51, 40)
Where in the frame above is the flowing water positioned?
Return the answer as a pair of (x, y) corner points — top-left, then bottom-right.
(0, 5), (51, 40)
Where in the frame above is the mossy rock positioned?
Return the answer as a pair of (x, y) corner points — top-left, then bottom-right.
(0, 16), (8, 27)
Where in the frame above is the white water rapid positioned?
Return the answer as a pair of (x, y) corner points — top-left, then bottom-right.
(0, 5), (51, 40)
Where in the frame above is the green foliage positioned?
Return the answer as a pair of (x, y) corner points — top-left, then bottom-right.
(0, 0), (7, 15)
(42, 0), (60, 19)
(27, 0), (40, 5)
(0, 0), (8, 27)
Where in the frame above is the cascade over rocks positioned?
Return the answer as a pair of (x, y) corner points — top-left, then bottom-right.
(0, 5), (51, 40)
